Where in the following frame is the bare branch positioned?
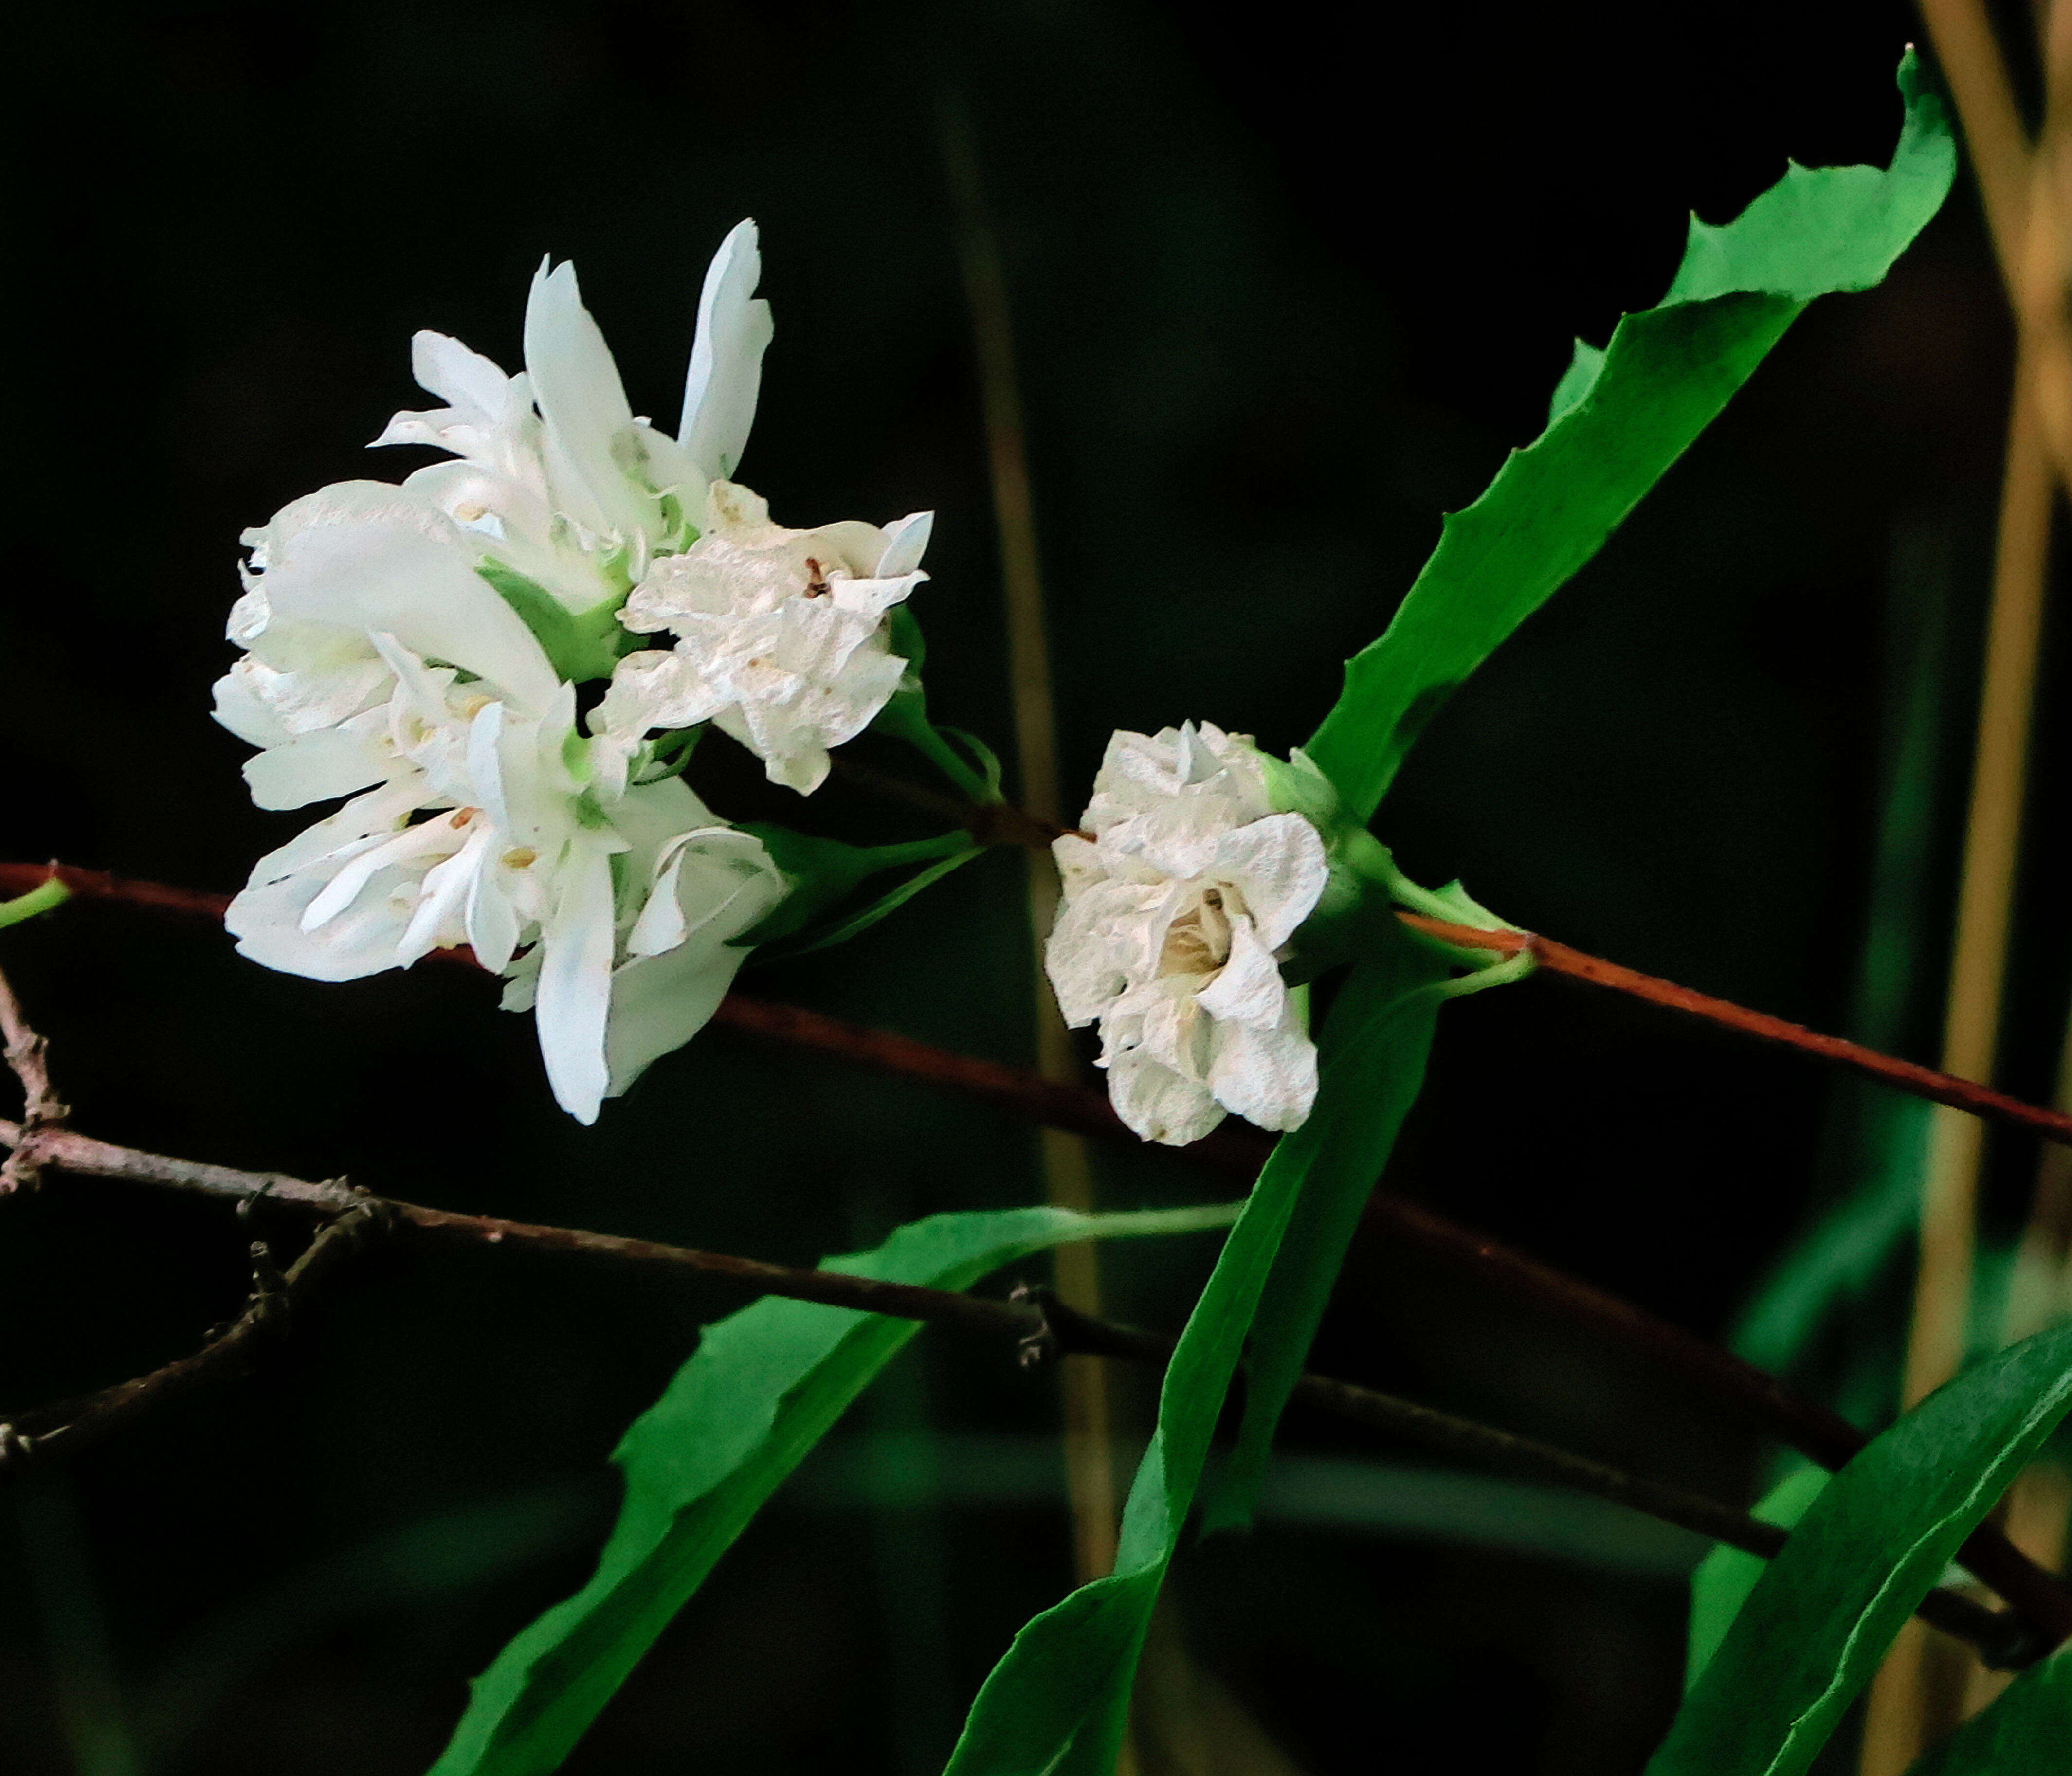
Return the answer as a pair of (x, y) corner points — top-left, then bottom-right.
(0, 959), (67, 1196)
(0, 1201), (387, 1468)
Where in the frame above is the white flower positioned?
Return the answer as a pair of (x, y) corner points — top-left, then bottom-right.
(224, 630), (784, 1124)
(1044, 723), (1330, 1145)
(370, 219), (774, 617)
(597, 480), (932, 794)
(212, 482), (564, 809)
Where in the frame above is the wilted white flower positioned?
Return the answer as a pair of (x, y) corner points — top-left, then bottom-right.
(224, 627), (783, 1124)
(370, 220), (775, 620)
(1045, 723), (1330, 1145)
(596, 481), (932, 795)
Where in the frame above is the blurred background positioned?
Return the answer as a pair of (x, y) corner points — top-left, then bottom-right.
(1, 1), (2051, 1771)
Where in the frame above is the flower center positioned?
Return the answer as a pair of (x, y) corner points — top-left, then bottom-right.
(1160, 885), (1234, 978)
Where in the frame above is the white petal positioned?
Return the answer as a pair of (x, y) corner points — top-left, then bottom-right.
(532, 843), (617, 1124)
(227, 866), (414, 982)
(601, 939), (747, 1100)
(679, 219), (774, 487)
(412, 329), (512, 421)
(1214, 813), (1330, 951)
(246, 779), (423, 884)
(873, 510), (933, 578)
(1207, 1016), (1318, 1133)
(243, 728), (391, 811)
(524, 259), (654, 546)
(242, 482), (559, 711)
(1193, 914), (1287, 1028)
(466, 863), (524, 976)
(1105, 1048), (1226, 1147)
(301, 816), (457, 933)
(398, 822), (491, 965)
(212, 669), (291, 749)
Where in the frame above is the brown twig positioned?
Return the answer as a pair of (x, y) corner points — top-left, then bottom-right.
(0, 1115), (2036, 1669)
(0, 1200), (387, 1468)
(0, 960), (67, 1195)
(1400, 913), (2072, 1150)
(21, 861), (2072, 1158)
(13, 863), (2072, 1637)
(1354, 1189), (2072, 1649)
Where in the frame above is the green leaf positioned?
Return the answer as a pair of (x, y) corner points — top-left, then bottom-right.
(1304, 52), (1953, 823)
(779, 843), (986, 958)
(1905, 1648), (2072, 1775)
(940, 951), (1449, 1776)
(1201, 926), (1452, 1531)
(1683, 1465), (1828, 1691)
(1645, 1321), (2072, 1776)
(735, 825), (975, 951)
(426, 1202), (1237, 1776)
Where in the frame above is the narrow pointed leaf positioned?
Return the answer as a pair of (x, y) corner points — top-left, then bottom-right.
(1646, 1321), (2072, 1776)
(1203, 927), (1450, 1530)
(425, 1202), (1236, 1776)
(941, 946), (1447, 1775)
(1305, 53), (1953, 823)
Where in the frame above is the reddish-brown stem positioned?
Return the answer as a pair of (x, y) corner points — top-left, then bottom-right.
(13, 862), (2072, 1641)
(1355, 1189), (2072, 1647)
(1402, 914), (2072, 1149)
(18, 863), (2072, 1152)
(0, 1112), (2038, 1666)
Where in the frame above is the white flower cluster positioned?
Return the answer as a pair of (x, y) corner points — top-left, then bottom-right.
(216, 222), (931, 1122)
(1045, 724), (1330, 1145)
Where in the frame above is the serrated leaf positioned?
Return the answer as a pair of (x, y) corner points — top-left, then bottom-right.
(1645, 1321), (2072, 1776)
(1305, 52), (1953, 823)
(1904, 1648), (2072, 1774)
(939, 949), (1448, 1776)
(425, 1201), (1237, 1776)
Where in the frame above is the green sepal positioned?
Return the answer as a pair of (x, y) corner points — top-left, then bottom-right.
(734, 825), (977, 954)
(869, 608), (1000, 806)
(476, 563), (639, 685)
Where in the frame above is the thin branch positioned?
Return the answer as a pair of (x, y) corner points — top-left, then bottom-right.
(24, 861), (2072, 1157)
(1400, 913), (2072, 1149)
(0, 1114), (2036, 1670)
(0, 1201), (387, 1468)
(14, 863), (2072, 1636)
(1354, 1188), (2072, 1648)
(0, 960), (67, 1195)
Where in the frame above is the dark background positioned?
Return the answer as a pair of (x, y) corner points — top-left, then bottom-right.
(1, 2), (2052, 1772)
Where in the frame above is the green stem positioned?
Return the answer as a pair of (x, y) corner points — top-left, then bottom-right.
(0, 877), (70, 933)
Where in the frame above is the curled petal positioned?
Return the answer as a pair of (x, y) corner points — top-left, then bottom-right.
(1193, 914), (1286, 1029)
(1105, 1047), (1226, 1147)
(532, 843), (618, 1125)
(1206, 1014), (1318, 1133)
(679, 219), (775, 488)
(1213, 814), (1331, 952)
